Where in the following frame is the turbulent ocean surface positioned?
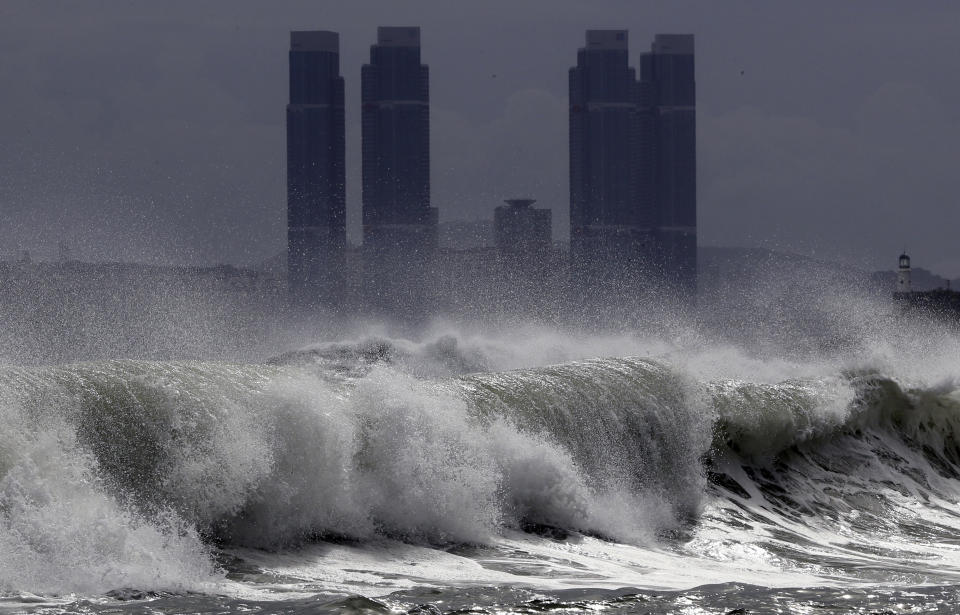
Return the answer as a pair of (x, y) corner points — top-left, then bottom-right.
(2, 311), (960, 613)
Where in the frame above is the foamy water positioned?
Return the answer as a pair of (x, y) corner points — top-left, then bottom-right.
(1, 308), (960, 613)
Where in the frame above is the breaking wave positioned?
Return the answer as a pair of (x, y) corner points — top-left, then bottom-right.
(1, 331), (960, 595)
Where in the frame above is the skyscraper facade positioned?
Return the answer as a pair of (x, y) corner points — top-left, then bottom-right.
(569, 31), (650, 308)
(361, 27), (436, 314)
(286, 30), (346, 306)
(642, 34), (696, 295)
(568, 31), (696, 307)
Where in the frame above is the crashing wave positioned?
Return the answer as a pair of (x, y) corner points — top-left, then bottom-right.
(1, 340), (959, 594)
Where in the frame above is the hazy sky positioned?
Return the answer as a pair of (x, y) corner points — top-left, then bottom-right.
(2, 1), (959, 275)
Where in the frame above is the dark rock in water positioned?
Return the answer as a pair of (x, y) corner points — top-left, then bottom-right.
(725, 609), (748, 615)
(268, 338), (398, 368)
(105, 588), (160, 601)
(267, 334), (489, 377)
(407, 604), (443, 615)
(521, 521), (572, 541)
(293, 594), (391, 614)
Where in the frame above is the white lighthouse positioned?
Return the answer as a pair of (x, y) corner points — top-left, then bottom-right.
(896, 253), (912, 293)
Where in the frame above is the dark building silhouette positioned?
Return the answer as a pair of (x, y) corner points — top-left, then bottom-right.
(569, 30), (650, 310)
(286, 30), (346, 306)
(641, 34), (697, 295)
(492, 198), (556, 315)
(568, 30), (696, 309)
(494, 199), (552, 254)
(361, 27), (436, 315)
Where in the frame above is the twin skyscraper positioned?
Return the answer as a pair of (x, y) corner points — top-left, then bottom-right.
(287, 27), (432, 313)
(570, 31), (696, 305)
(287, 28), (695, 316)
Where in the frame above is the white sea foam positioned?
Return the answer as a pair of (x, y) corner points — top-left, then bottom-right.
(0, 385), (220, 595)
(0, 310), (959, 599)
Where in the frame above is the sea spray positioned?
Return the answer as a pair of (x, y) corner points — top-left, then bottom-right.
(0, 380), (219, 595)
(3, 328), (960, 601)
(0, 353), (714, 560)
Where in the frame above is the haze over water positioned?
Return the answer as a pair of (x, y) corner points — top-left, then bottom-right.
(5, 2), (960, 614)
(1, 264), (960, 613)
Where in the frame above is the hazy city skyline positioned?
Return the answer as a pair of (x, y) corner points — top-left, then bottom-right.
(2, 1), (959, 276)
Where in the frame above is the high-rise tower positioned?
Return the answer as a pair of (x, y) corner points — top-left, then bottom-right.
(286, 31), (346, 306)
(568, 30), (650, 309)
(568, 31), (697, 311)
(361, 27), (436, 314)
(641, 34), (696, 296)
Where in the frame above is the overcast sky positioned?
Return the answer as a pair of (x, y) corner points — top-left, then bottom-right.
(2, 1), (959, 275)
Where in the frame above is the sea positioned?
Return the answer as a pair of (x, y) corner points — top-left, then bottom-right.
(2, 288), (960, 614)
